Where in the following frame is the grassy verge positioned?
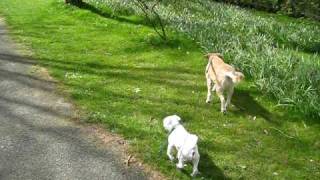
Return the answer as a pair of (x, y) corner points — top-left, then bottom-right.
(0, 0), (319, 179)
(94, 0), (320, 118)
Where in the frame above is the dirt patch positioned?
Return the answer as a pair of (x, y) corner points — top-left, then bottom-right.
(79, 123), (167, 180)
(30, 65), (57, 82)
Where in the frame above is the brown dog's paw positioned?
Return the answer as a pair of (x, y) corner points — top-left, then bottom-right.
(222, 110), (227, 115)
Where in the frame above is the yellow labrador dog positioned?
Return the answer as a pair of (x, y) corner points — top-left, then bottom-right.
(205, 53), (244, 114)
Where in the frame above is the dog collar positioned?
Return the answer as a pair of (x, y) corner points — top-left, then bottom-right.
(169, 124), (181, 133)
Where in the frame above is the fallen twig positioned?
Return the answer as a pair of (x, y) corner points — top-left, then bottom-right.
(270, 127), (295, 139)
(126, 155), (133, 166)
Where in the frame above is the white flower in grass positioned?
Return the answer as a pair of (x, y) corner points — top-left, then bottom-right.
(65, 72), (82, 79)
(273, 172), (279, 176)
(134, 88), (141, 93)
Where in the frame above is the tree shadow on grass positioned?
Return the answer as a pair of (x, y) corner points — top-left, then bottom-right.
(3, 51), (307, 126)
(73, 1), (147, 27)
(73, 1), (200, 51)
(4, 51), (318, 179)
(70, 1), (199, 49)
(75, 0), (320, 55)
(290, 41), (320, 54)
(3, 52), (313, 126)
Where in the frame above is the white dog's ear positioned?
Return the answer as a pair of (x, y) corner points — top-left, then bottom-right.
(172, 115), (181, 122)
(163, 115), (181, 132)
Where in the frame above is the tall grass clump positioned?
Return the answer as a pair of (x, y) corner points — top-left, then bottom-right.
(88, 0), (320, 119)
(212, 0), (320, 20)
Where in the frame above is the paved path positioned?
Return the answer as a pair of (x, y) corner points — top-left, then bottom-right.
(0, 19), (146, 180)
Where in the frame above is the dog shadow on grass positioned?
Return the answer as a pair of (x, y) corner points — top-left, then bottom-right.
(163, 149), (229, 180)
(175, 151), (229, 180)
(198, 152), (230, 180)
(231, 89), (281, 125)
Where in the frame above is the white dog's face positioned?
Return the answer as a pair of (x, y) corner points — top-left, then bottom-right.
(163, 115), (181, 132)
(163, 115), (200, 176)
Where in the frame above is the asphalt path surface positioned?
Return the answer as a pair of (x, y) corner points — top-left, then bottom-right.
(0, 19), (146, 180)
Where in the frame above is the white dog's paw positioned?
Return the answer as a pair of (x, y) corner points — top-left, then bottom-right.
(168, 156), (175, 161)
(176, 163), (184, 169)
(206, 99), (211, 103)
(190, 170), (199, 177)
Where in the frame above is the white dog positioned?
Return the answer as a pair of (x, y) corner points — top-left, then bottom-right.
(163, 115), (200, 176)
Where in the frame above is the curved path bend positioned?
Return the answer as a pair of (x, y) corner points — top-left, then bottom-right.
(0, 19), (146, 180)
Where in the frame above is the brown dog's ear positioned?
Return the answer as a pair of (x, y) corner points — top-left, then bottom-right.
(213, 53), (223, 58)
(204, 53), (223, 59)
(236, 71), (245, 80)
(204, 53), (211, 59)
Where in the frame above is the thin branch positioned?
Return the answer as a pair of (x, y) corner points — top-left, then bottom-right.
(133, 0), (167, 40)
(270, 127), (296, 139)
(151, 0), (162, 10)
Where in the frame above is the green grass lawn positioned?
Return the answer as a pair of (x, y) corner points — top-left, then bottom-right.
(0, 0), (319, 179)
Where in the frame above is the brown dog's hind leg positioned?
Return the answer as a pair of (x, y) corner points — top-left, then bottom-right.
(225, 86), (234, 110)
(206, 76), (213, 103)
(216, 89), (226, 114)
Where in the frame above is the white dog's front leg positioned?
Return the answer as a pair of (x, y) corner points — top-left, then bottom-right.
(176, 156), (184, 169)
(167, 143), (174, 161)
(191, 153), (200, 176)
(206, 76), (213, 103)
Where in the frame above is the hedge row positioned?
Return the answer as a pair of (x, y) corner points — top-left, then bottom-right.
(213, 0), (320, 20)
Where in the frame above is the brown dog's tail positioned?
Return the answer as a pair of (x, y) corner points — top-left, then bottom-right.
(204, 54), (210, 59)
(225, 71), (245, 84)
